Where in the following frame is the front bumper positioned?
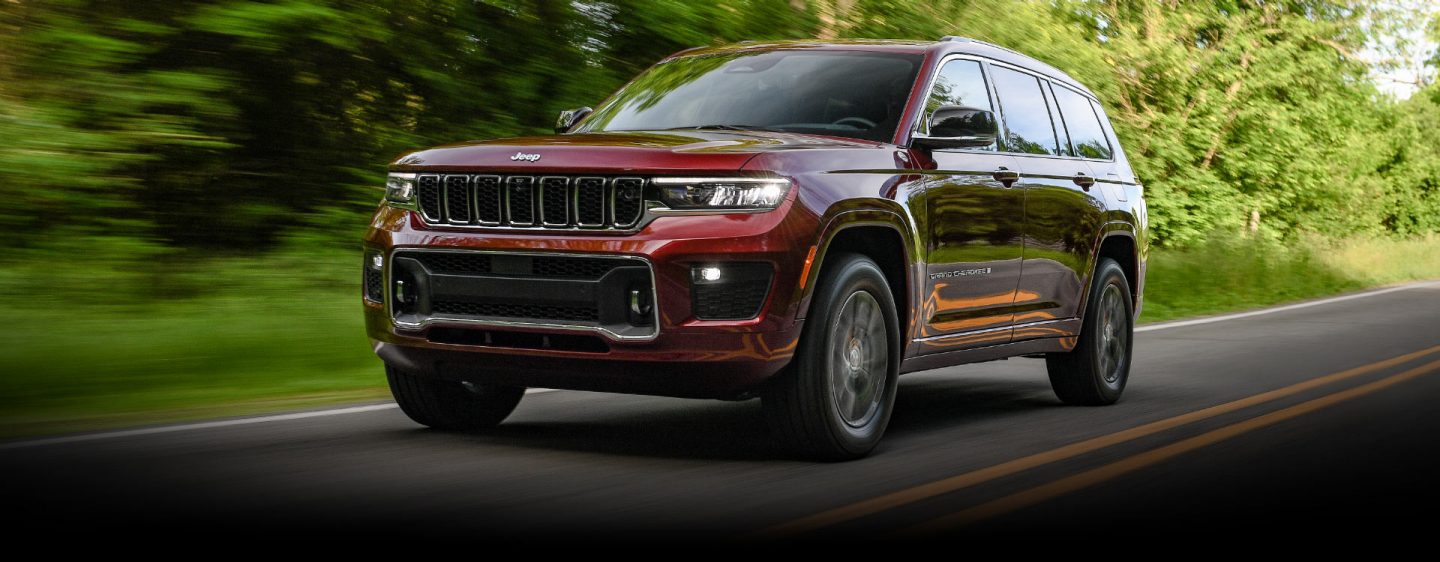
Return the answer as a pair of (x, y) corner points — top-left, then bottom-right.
(362, 204), (819, 399)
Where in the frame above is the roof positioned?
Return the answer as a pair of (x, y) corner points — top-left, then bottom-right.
(667, 37), (1096, 99)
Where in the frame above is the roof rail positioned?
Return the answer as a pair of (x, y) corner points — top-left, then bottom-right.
(938, 35), (1025, 56)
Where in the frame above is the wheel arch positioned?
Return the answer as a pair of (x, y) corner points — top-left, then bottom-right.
(1076, 224), (1140, 323)
(796, 209), (919, 348)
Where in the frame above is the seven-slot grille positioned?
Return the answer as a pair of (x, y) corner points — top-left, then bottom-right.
(415, 174), (645, 230)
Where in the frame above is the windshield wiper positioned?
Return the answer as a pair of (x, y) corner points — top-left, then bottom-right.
(663, 124), (785, 133)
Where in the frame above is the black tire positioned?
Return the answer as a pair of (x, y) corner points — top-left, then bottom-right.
(385, 364), (525, 430)
(1046, 257), (1133, 405)
(763, 253), (900, 461)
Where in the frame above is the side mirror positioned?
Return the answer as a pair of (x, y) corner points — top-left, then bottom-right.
(913, 105), (997, 149)
(555, 107), (593, 134)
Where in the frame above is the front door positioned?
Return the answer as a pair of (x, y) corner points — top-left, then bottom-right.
(922, 151), (1026, 346)
(914, 57), (1026, 349)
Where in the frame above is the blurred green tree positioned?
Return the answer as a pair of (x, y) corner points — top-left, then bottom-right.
(0, 0), (1435, 255)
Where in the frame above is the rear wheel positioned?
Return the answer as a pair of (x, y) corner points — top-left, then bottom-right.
(385, 364), (525, 430)
(1046, 258), (1133, 405)
(763, 253), (900, 461)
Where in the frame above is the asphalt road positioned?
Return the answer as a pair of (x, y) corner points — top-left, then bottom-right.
(5, 282), (1440, 543)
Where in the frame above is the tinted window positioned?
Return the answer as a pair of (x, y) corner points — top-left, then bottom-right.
(1052, 84), (1113, 160)
(990, 66), (1060, 155)
(578, 50), (922, 142)
(921, 59), (996, 150)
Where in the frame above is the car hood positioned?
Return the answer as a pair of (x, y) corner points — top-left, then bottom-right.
(390, 130), (888, 173)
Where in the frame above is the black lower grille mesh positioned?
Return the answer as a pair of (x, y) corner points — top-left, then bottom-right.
(692, 263), (773, 320)
(531, 256), (628, 279)
(418, 253), (492, 275)
(433, 301), (599, 322)
(363, 267), (383, 302)
(406, 253), (629, 279)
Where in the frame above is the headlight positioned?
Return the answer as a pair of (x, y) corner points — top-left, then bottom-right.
(384, 173), (417, 209)
(653, 177), (790, 211)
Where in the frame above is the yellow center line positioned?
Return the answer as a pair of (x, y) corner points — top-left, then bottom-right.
(750, 344), (1440, 538)
(902, 357), (1440, 534)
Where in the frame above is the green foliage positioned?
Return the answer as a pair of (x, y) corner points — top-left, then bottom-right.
(1, 0), (1438, 251)
(0, 0), (819, 251)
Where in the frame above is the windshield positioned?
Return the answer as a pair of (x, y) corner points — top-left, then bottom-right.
(576, 50), (923, 143)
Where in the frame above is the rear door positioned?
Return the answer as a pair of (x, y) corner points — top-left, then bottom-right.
(999, 69), (1108, 331)
(918, 57), (1025, 349)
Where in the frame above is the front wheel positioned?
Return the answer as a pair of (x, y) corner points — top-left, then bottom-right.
(386, 364), (525, 430)
(1046, 258), (1133, 405)
(763, 253), (900, 461)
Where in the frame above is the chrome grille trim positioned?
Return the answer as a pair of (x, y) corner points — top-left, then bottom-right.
(442, 174), (472, 225)
(611, 177), (645, 228)
(416, 174), (444, 223)
(539, 176), (571, 227)
(574, 177), (607, 227)
(410, 174), (650, 231)
(506, 176), (536, 226)
(473, 175), (503, 226)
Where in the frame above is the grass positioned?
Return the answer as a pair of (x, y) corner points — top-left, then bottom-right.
(1, 234), (1436, 439)
(0, 240), (384, 438)
(1141, 234), (1440, 322)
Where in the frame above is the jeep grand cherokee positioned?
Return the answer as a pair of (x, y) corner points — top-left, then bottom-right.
(364, 37), (1148, 460)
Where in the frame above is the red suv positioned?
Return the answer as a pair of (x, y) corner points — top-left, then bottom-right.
(364, 37), (1147, 459)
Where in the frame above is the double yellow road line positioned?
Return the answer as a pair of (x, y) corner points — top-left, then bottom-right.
(755, 344), (1440, 538)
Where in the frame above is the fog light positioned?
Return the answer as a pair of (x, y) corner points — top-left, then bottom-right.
(694, 266), (723, 284)
(689, 262), (774, 320)
(362, 250), (385, 303)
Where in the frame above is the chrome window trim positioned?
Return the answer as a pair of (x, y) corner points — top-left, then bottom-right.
(386, 248), (661, 342)
(905, 54), (1117, 163)
(986, 62), (1065, 158)
(905, 53), (994, 151)
(986, 59), (1117, 163)
(1044, 78), (1117, 163)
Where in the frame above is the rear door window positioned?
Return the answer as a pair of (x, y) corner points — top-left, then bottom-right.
(989, 66), (1060, 156)
(1051, 84), (1113, 160)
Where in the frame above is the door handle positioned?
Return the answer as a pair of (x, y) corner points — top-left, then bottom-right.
(992, 167), (1020, 187)
(1073, 173), (1095, 190)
